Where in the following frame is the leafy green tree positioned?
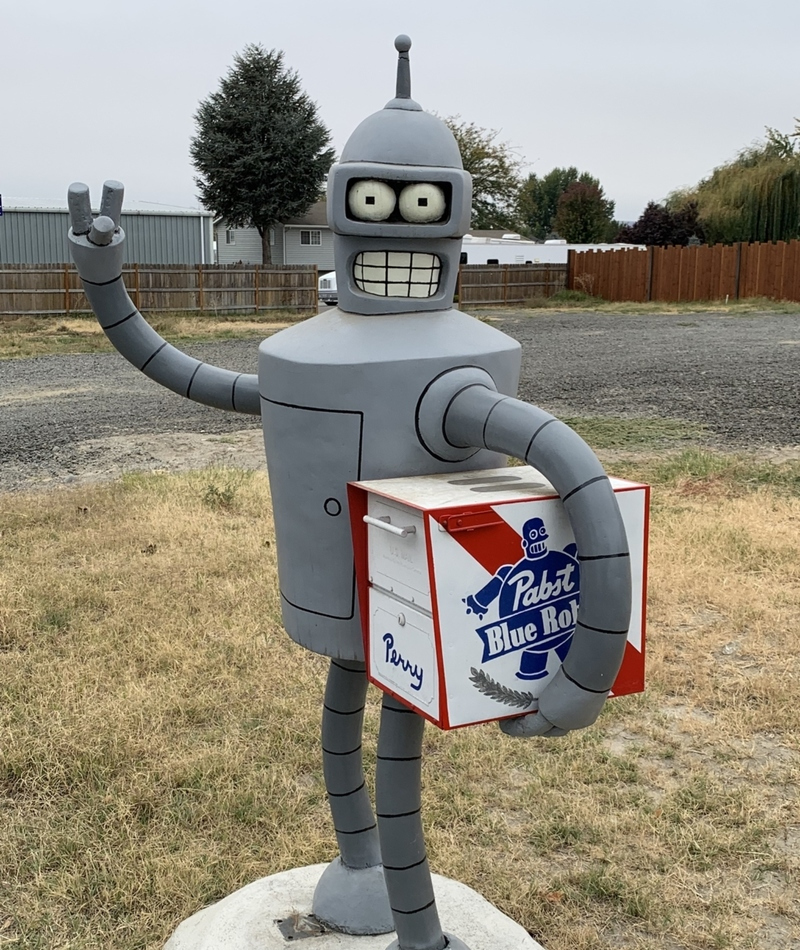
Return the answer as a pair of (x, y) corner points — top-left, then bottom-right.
(191, 45), (335, 264)
(678, 126), (800, 244)
(441, 116), (524, 230)
(552, 181), (616, 243)
(518, 167), (616, 240)
(518, 167), (578, 239)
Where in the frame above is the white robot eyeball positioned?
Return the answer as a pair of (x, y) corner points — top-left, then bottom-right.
(348, 180), (397, 222)
(398, 183), (446, 223)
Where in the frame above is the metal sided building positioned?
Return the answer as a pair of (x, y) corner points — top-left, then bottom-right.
(0, 197), (215, 264)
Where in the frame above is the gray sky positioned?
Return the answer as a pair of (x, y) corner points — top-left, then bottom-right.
(5, 0), (799, 222)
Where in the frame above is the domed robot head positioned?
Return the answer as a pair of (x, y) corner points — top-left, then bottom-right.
(327, 35), (472, 315)
(521, 517), (550, 559)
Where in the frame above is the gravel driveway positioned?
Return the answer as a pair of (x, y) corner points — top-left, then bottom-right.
(1, 309), (798, 492)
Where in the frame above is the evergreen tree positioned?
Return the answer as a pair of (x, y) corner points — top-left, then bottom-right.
(191, 46), (335, 264)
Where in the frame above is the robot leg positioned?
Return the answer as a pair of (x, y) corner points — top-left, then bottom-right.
(313, 659), (394, 935)
(375, 695), (470, 950)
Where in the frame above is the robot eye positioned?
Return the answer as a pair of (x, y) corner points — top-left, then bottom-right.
(348, 180), (397, 221)
(398, 183), (446, 223)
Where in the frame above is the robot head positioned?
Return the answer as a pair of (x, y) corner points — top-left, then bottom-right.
(521, 518), (549, 559)
(327, 35), (472, 315)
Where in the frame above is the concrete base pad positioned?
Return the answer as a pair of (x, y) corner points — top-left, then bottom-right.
(163, 864), (545, 950)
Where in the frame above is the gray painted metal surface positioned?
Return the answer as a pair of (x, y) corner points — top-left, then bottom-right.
(67, 33), (633, 950)
(2, 205), (213, 264)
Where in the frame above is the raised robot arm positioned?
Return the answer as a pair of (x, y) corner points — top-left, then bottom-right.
(67, 181), (259, 414)
(418, 368), (632, 739)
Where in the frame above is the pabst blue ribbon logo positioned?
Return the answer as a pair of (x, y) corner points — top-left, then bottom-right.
(463, 517), (580, 680)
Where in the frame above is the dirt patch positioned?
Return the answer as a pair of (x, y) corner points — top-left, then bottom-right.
(12, 429), (267, 492)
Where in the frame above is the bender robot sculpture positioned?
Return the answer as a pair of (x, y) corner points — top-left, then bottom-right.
(68, 36), (631, 950)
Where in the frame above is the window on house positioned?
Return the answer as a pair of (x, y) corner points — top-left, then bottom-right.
(270, 228), (276, 245)
(225, 229), (235, 245)
(300, 230), (322, 246)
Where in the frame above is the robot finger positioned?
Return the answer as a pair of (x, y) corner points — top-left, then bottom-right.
(89, 215), (116, 247)
(99, 180), (125, 228)
(499, 711), (558, 738)
(67, 182), (93, 235)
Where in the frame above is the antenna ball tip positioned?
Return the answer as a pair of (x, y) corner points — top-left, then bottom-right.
(394, 34), (412, 52)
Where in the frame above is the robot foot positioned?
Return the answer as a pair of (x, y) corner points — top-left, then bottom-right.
(385, 934), (472, 950)
(312, 857), (394, 935)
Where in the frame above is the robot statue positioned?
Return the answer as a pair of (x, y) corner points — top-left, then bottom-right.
(67, 36), (631, 950)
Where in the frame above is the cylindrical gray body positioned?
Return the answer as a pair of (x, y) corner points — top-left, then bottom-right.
(258, 306), (521, 660)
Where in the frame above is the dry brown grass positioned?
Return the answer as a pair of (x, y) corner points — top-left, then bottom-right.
(0, 312), (305, 360)
(1, 461), (798, 949)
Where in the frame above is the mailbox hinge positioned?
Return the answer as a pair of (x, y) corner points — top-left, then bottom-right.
(438, 510), (504, 534)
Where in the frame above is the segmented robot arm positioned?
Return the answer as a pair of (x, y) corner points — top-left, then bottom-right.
(419, 369), (632, 738)
(67, 181), (260, 415)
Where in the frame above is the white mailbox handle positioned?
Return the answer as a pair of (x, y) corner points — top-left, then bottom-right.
(363, 515), (417, 539)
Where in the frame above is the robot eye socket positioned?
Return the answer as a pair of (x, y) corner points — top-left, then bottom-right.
(348, 180), (397, 221)
(398, 183), (446, 223)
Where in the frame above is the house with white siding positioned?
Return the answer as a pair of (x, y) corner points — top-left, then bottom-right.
(215, 201), (334, 270)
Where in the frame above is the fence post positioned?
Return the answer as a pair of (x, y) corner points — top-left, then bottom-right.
(197, 264), (205, 312)
(502, 265), (509, 304)
(255, 265), (260, 313)
(134, 263), (141, 311)
(646, 246), (654, 302)
(734, 243), (742, 300)
(566, 250), (573, 290)
(64, 264), (70, 316)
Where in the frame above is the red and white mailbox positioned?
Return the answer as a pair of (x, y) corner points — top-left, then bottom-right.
(348, 466), (649, 730)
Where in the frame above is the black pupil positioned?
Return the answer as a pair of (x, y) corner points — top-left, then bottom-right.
(365, 196), (375, 205)
(418, 197), (428, 206)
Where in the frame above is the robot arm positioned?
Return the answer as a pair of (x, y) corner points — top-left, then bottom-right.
(67, 181), (260, 415)
(419, 370), (632, 738)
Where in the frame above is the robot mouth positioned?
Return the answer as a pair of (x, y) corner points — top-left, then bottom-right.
(353, 251), (441, 298)
(528, 540), (547, 556)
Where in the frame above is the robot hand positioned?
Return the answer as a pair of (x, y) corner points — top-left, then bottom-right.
(499, 711), (568, 738)
(67, 181), (126, 285)
(499, 667), (610, 739)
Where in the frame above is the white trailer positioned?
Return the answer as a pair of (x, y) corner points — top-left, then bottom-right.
(460, 235), (644, 265)
(318, 236), (644, 303)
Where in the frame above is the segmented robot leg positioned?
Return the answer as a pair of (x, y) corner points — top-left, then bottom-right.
(376, 695), (470, 950)
(313, 659), (393, 935)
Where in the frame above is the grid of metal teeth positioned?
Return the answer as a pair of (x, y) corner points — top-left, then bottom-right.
(353, 251), (441, 298)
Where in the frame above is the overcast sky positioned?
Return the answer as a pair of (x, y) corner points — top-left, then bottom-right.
(4, 0), (798, 222)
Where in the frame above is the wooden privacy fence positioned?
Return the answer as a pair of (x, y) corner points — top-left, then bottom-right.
(0, 263), (318, 315)
(568, 240), (800, 303)
(458, 263), (566, 305)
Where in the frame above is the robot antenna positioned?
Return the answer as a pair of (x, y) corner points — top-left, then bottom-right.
(394, 34), (412, 99)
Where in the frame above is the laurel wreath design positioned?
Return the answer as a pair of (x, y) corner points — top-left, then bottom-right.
(469, 668), (537, 710)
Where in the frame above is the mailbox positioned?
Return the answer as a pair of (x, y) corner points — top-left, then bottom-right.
(348, 466), (649, 730)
